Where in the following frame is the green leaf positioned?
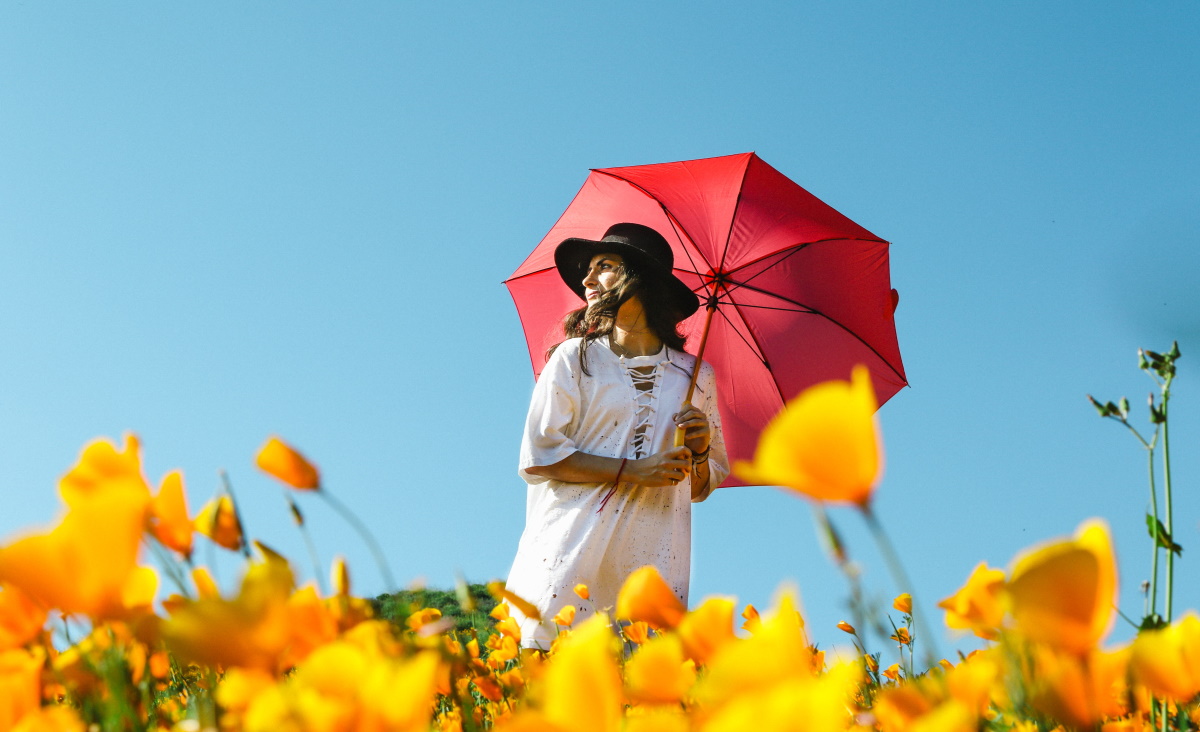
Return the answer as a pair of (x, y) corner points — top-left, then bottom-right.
(1146, 514), (1183, 555)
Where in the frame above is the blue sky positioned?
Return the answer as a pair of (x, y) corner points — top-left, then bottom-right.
(2, 2), (1198, 659)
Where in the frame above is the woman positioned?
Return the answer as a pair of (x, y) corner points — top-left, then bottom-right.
(505, 222), (729, 649)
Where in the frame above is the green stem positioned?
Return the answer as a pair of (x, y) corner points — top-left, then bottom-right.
(861, 505), (941, 670)
(1147, 444), (1160, 619)
(1161, 375), (1174, 623)
(319, 489), (397, 592)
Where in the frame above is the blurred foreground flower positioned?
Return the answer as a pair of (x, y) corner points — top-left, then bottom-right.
(0, 484), (155, 620)
(734, 365), (881, 507)
(1130, 611), (1200, 701)
(616, 566), (686, 630)
(256, 436), (321, 490)
(1007, 519), (1116, 654)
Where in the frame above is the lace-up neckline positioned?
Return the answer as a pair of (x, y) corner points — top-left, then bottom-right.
(603, 338), (667, 460)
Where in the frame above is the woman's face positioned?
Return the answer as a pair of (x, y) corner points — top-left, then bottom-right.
(582, 253), (624, 303)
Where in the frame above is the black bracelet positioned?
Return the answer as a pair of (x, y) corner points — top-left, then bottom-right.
(690, 446), (710, 465)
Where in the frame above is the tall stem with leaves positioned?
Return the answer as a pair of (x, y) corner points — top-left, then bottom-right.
(1088, 341), (1181, 630)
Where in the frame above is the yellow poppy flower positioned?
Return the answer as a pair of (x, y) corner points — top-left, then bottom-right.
(837, 620), (856, 635)
(0, 483), (153, 620)
(1006, 519), (1116, 654)
(893, 593), (912, 614)
(573, 583), (590, 601)
(255, 436), (321, 490)
(624, 635), (695, 705)
(551, 604), (576, 627)
(542, 614), (622, 732)
(734, 366), (882, 507)
(1129, 612), (1200, 701)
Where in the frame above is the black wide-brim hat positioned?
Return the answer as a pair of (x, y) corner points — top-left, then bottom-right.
(554, 222), (700, 319)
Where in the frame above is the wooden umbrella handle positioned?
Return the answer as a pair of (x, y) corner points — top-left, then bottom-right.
(673, 302), (717, 448)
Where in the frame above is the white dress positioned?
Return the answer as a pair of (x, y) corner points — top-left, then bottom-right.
(505, 336), (729, 648)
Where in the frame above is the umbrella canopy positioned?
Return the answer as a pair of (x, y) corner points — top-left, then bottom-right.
(506, 152), (906, 487)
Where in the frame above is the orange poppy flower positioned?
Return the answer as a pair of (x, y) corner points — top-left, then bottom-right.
(541, 615), (622, 732)
(195, 495), (244, 551)
(616, 566), (687, 630)
(58, 433), (150, 506)
(734, 366), (882, 507)
(675, 596), (736, 665)
(255, 437), (320, 491)
(837, 620), (856, 635)
(148, 470), (193, 558)
(624, 635), (695, 705)
(0, 585), (46, 652)
(938, 562), (1006, 641)
(893, 593), (912, 614)
(1006, 519), (1116, 654)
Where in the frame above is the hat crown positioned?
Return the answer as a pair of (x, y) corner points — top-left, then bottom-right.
(597, 223), (674, 270)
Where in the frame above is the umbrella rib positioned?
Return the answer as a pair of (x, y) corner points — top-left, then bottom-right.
(592, 169), (718, 303)
(716, 154), (753, 274)
(729, 282), (908, 385)
(719, 237), (891, 297)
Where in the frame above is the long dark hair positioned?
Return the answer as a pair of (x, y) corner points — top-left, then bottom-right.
(549, 256), (688, 375)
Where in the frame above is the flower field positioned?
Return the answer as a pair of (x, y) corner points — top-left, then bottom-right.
(0, 349), (1194, 731)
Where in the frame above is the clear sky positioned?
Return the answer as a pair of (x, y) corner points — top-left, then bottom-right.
(2, 2), (1197, 659)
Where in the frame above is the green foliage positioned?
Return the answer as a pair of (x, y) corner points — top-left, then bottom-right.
(372, 583), (498, 636)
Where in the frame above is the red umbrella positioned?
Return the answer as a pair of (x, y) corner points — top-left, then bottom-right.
(505, 152), (906, 487)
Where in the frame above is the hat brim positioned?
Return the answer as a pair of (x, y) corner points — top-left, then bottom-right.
(554, 237), (700, 319)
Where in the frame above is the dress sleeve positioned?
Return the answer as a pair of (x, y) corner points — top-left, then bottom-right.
(693, 361), (730, 502)
(518, 344), (582, 485)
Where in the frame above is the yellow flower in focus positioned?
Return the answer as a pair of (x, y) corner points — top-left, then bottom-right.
(148, 470), (193, 559)
(1027, 645), (1130, 729)
(255, 436), (321, 490)
(0, 648), (44, 730)
(624, 634), (695, 705)
(541, 614), (622, 732)
(734, 365), (881, 506)
(58, 434), (149, 506)
(890, 627), (911, 645)
(1007, 519), (1117, 654)
(574, 583), (590, 601)
(837, 621), (856, 635)
(195, 494), (244, 551)
(675, 596), (736, 665)
(616, 566), (686, 630)
(882, 663), (901, 681)
(0, 484), (154, 620)
(893, 593), (912, 614)
(938, 562), (1006, 641)
(1129, 611), (1200, 701)
(551, 605), (576, 627)
(0, 585), (46, 652)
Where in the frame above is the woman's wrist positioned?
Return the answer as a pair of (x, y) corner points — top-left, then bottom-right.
(690, 445), (710, 465)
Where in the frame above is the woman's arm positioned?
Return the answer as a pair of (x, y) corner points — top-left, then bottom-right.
(525, 447), (694, 488)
